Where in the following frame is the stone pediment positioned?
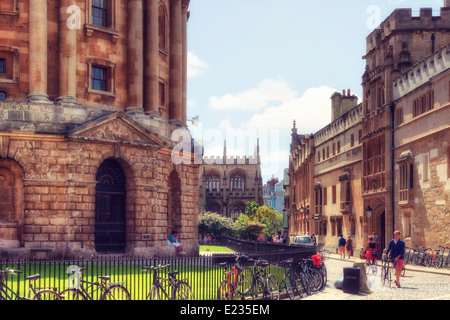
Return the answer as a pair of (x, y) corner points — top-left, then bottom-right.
(67, 112), (165, 148)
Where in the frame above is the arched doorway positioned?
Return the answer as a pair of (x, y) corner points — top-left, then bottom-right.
(0, 159), (24, 248)
(95, 158), (126, 253)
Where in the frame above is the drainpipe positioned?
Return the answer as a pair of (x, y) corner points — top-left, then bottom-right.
(390, 102), (395, 234)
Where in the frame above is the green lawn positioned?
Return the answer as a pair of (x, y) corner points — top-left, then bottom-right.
(199, 245), (234, 253)
(1, 253), (287, 300)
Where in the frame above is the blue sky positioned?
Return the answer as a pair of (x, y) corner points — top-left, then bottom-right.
(185, 0), (445, 183)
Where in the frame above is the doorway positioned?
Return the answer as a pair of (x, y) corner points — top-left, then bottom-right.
(95, 158), (126, 253)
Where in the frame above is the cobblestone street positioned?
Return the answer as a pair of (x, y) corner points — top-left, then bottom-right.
(300, 254), (450, 300)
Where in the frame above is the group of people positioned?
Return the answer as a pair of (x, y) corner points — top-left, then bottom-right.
(338, 231), (406, 288)
(338, 234), (355, 259)
(198, 233), (216, 245)
(267, 233), (287, 244)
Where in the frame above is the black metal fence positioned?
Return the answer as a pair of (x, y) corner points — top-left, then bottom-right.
(0, 240), (316, 300)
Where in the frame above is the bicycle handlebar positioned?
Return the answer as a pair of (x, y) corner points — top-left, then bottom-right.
(141, 264), (171, 272)
(0, 269), (22, 276)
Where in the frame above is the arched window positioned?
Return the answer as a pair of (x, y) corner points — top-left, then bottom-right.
(158, 5), (167, 52)
(230, 203), (246, 220)
(206, 172), (220, 192)
(205, 201), (221, 214)
(230, 173), (246, 191)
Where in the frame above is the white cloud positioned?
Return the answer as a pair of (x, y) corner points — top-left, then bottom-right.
(187, 51), (208, 78)
(200, 79), (356, 180)
(240, 85), (337, 134)
(209, 78), (298, 111)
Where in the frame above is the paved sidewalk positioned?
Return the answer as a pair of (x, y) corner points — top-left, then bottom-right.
(299, 252), (450, 300)
(326, 252), (450, 276)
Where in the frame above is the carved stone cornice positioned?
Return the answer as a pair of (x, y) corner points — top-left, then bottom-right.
(182, 0), (190, 9)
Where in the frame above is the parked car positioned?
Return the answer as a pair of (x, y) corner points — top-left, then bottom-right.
(292, 235), (315, 247)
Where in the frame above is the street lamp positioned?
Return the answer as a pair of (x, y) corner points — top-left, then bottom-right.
(365, 205), (372, 218)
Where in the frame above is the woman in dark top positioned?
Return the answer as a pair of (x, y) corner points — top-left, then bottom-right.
(363, 235), (378, 265)
(385, 230), (406, 288)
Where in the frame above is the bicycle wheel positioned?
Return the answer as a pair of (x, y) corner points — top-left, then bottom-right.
(308, 268), (324, 292)
(320, 263), (327, 290)
(381, 266), (392, 287)
(252, 277), (265, 300)
(283, 269), (298, 300)
(424, 254), (432, 268)
(434, 255), (444, 269)
(147, 284), (164, 300)
(173, 281), (194, 300)
(380, 266), (387, 285)
(217, 279), (234, 300)
(33, 289), (62, 300)
(299, 272), (311, 296)
(266, 274), (280, 300)
(60, 288), (86, 300)
(237, 267), (253, 295)
(411, 254), (420, 266)
(101, 284), (131, 300)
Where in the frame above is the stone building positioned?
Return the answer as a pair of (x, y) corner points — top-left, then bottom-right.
(392, 43), (450, 248)
(199, 141), (263, 220)
(287, 91), (364, 250)
(361, 4), (450, 251)
(0, 0), (199, 258)
(286, 3), (450, 251)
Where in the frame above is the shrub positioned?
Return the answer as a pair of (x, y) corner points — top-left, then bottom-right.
(198, 212), (236, 237)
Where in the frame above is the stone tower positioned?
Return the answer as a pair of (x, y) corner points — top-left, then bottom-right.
(361, 4), (450, 250)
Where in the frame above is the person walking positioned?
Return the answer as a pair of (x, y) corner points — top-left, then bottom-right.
(385, 230), (405, 288)
(338, 234), (347, 259)
(346, 236), (353, 259)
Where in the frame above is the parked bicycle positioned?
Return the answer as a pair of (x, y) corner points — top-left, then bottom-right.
(141, 264), (193, 300)
(411, 246), (429, 266)
(0, 269), (62, 300)
(435, 247), (450, 269)
(249, 258), (280, 300)
(315, 251), (328, 288)
(293, 258), (323, 295)
(60, 267), (130, 300)
(217, 254), (253, 300)
(277, 258), (303, 300)
(403, 247), (416, 265)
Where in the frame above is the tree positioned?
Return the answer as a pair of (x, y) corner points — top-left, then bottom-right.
(244, 201), (260, 219)
(198, 212), (236, 237)
(234, 214), (266, 241)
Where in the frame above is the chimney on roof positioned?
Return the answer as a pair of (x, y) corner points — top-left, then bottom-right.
(445, 0), (450, 7)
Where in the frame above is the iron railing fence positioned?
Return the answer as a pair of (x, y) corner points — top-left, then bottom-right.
(0, 241), (317, 300)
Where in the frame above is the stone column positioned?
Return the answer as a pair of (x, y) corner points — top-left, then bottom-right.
(144, 0), (160, 116)
(169, 0), (183, 125)
(28, 0), (51, 104)
(127, 0), (144, 113)
(57, 0), (78, 106)
(181, 1), (190, 124)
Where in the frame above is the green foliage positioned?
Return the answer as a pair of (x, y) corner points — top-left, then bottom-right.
(198, 212), (236, 237)
(234, 214), (266, 240)
(244, 201), (260, 219)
